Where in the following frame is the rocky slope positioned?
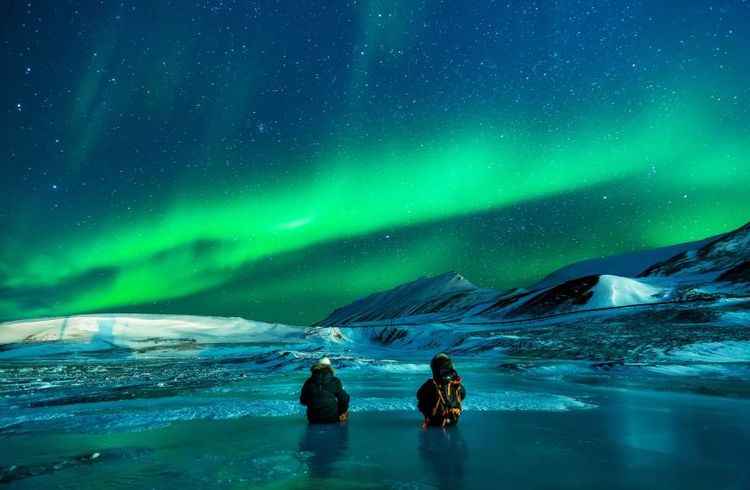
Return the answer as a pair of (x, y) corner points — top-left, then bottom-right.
(314, 272), (513, 326)
(317, 221), (750, 326)
(640, 222), (750, 278)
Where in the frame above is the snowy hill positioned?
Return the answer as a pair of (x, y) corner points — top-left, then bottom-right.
(2, 222), (748, 360)
(0, 314), (306, 358)
(534, 237), (716, 289)
(317, 271), (673, 325)
(315, 272), (510, 326)
(318, 221), (750, 326)
(500, 274), (668, 319)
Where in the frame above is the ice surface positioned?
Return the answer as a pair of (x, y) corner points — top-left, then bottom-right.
(1, 357), (747, 490)
(0, 368), (595, 437)
(665, 341), (750, 363)
(644, 364), (738, 376)
(1, 308), (749, 490)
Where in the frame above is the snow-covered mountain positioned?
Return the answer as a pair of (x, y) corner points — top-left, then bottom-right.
(2, 221), (748, 364)
(314, 272), (514, 326)
(315, 268), (675, 325)
(501, 274), (668, 319)
(640, 222), (750, 279)
(534, 236), (717, 289)
(318, 221), (750, 326)
(0, 314), (310, 358)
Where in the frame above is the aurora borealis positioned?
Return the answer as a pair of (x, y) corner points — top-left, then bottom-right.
(1, 1), (749, 324)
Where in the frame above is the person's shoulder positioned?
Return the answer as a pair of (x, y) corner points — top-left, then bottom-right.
(418, 378), (435, 390)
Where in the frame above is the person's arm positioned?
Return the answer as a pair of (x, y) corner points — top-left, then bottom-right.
(334, 378), (350, 414)
(300, 379), (311, 406)
(458, 383), (466, 402)
(416, 380), (434, 416)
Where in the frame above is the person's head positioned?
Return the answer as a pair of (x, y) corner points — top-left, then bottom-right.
(311, 356), (333, 374)
(430, 353), (455, 380)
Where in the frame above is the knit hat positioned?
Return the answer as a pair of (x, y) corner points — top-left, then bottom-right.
(312, 357), (333, 372)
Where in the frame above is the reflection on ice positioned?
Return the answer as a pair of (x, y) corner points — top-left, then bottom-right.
(419, 427), (468, 490)
(298, 424), (349, 479)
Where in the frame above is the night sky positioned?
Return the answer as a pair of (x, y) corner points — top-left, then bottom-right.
(1, 1), (749, 324)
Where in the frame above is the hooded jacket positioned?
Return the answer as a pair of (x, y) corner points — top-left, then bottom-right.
(417, 354), (466, 427)
(300, 366), (350, 423)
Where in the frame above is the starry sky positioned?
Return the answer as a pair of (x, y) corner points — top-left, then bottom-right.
(1, 1), (749, 324)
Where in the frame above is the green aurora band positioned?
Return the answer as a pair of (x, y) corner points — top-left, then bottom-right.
(2, 96), (748, 322)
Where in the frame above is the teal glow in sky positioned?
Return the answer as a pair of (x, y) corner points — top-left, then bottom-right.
(1, 1), (749, 323)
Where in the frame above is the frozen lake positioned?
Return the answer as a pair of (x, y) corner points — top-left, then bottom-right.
(2, 355), (749, 489)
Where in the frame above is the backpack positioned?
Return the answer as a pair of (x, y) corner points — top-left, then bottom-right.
(426, 378), (463, 428)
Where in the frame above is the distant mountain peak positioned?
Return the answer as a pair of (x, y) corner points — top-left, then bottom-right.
(317, 220), (750, 327)
(414, 271), (476, 290)
(314, 271), (487, 326)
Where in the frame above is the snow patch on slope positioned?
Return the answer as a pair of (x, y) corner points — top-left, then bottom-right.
(587, 275), (666, 308)
(535, 237), (716, 289)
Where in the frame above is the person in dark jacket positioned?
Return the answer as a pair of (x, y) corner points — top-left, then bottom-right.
(300, 357), (350, 424)
(417, 353), (466, 428)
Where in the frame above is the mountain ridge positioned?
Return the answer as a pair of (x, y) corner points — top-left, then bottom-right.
(316, 220), (750, 326)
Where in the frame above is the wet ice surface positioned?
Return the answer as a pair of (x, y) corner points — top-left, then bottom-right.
(2, 307), (750, 489)
(1, 353), (750, 490)
(0, 355), (594, 437)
